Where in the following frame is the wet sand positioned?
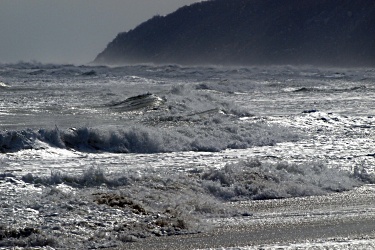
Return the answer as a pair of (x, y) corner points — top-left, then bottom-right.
(127, 219), (375, 249)
(128, 185), (375, 249)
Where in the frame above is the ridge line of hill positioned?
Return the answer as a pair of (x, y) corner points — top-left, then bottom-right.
(94, 0), (375, 67)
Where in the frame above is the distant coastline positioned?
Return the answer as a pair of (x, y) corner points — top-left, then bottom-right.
(94, 0), (375, 67)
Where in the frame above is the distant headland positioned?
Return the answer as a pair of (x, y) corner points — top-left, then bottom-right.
(94, 0), (375, 67)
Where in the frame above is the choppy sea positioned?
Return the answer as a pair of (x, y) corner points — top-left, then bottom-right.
(0, 63), (374, 249)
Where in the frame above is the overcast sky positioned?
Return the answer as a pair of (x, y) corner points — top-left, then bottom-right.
(0, 0), (203, 64)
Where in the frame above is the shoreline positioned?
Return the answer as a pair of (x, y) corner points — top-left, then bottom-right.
(127, 185), (375, 249)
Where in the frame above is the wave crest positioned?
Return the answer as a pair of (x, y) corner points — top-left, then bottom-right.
(1, 120), (300, 153)
(202, 159), (372, 200)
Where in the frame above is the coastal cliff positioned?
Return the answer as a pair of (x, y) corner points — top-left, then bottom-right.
(94, 0), (375, 66)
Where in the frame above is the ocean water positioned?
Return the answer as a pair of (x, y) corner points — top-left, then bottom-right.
(0, 63), (374, 249)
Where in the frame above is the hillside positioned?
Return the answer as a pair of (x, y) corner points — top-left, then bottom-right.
(94, 0), (375, 66)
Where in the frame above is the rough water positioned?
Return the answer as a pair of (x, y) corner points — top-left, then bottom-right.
(0, 63), (374, 249)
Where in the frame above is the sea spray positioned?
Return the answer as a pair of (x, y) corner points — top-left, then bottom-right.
(2, 157), (372, 247)
(0, 120), (300, 153)
(201, 159), (371, 200)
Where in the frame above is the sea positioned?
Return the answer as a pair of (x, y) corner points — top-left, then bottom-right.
(0, 62), (374, 249)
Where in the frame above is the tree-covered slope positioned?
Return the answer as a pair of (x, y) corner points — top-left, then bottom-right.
(94, 0), (375, 66)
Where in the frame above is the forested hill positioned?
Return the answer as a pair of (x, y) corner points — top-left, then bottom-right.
(94, 0), (375, 67)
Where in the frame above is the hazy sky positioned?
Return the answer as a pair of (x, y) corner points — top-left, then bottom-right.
(0, 0), (203, 64)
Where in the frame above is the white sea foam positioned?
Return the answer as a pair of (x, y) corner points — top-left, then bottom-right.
(0, 63), (374, 248)
(2, 159), (371, 248)
(0, 119), (300, 153)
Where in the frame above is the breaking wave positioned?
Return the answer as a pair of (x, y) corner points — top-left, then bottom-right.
(21, 159), (375, 203)
(13, 158), (373, 247)
(201, 159), (375, 201)
(0, 120), (300, 153)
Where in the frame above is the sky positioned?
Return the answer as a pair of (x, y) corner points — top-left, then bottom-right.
(0, 0), (203, 64)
